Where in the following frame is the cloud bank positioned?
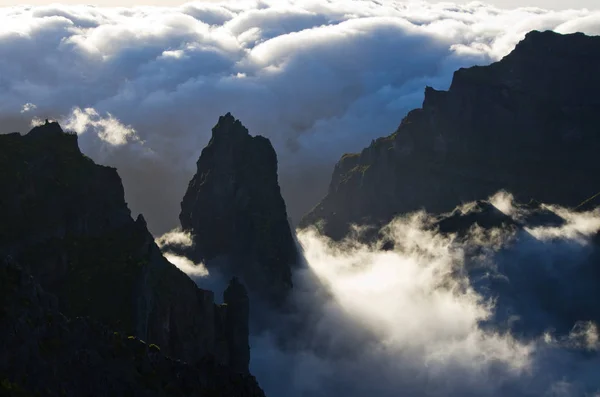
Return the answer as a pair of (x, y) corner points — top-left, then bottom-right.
(1, 1), (599, 234)
(242, 193), (600, 397)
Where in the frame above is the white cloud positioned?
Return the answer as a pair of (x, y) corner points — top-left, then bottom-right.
(156, 228), (210, 277)
(20, 102), (36, 113)
(163, 252), (210, 277)
(0, 1), (598, 235)
(62, 106), (139, 146)
(244, 195), (600, 397)
(155, 228), (194, 248)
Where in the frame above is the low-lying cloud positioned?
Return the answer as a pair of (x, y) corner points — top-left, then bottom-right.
(241, 193), (600, 397)
(1, 1), (599, 233)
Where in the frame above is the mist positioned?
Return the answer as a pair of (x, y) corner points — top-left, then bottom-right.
(158, 192), (600, 397)
(2, 1), (600, 234)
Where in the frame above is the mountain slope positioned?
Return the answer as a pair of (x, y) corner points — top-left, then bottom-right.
(300, 30), (600, 239)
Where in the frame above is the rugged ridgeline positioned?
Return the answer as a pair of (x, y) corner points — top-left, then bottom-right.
(179, 113), (298, 305)
(300, 30), (600, 239)
(0, 122), (261, 394)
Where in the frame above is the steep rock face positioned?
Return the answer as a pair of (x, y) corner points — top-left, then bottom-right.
(301, 30), (600, 239)
(0, 257), (265, 397)
(0, 122), (253, 375)
(221, 277), (250, 374)
(180, 113), (298, 304)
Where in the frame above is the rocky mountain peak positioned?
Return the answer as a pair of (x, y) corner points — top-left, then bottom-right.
(512, 30), (595, 59)
(17, 120), (81, 155)
(27, 119), (65, 137)
(211, 112), (250, 142)
(180, 113), (298, 306)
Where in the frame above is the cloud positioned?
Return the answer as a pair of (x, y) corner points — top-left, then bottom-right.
(155, 228), (193, 248)
(63, 107), (139, 146)
(20, 102), (36, 113)
(163, 252), (209, 277)
(239, 193), (600, 397)
(156, 228), (210, 277)
(0, 1), (598, 235)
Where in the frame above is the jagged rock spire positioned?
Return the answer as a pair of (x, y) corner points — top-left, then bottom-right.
(179, 113), (298, 305)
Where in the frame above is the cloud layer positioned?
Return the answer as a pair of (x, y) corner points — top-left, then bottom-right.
(242, 193), (600, 397)
(1, 0), (599, 234)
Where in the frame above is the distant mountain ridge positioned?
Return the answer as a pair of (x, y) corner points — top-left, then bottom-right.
(300, 30), (600, 239)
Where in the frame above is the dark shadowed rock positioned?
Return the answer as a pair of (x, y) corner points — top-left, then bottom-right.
(179, 113), (298, 305)
(300, 30), (600, 239)
(434, 200), (516, 235)
(431, 197), (566, 237)
(0, 122), (257, 385)
(0, 257), (266, 397)
(221, 277), (250, 374)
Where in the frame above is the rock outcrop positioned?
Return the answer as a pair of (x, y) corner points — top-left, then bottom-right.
(221, 277), (250, 374)
(0, 122), (257, 386)
(179, 113), (298, 305)
(300, 30), (600, 239)
(0, 257), (265, 397)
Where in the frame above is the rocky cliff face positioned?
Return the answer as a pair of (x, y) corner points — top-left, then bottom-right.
(0, 257), (265, 397)
(179, 113), (298, 305)
(301, 30), (600, 239)
(0, 122), (257, 388)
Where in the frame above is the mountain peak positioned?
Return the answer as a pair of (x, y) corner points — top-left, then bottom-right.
(26, 120), (66, 138)
(180, 115), (298, 305)
(509, 29), (598, 60)
(211, 112), (250, 142)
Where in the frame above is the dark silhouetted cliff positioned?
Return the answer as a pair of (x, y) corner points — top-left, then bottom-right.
(0, 122), (260, 393)
(0, 257), (265, 397)
(179, 113), (298, 305)
(301, 30), (600, 239)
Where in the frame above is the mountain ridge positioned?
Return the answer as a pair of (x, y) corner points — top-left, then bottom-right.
(300, 30), (600, 239)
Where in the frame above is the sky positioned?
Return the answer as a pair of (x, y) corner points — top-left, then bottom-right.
(1, 1), (599, 10)
(0, 0), (599, 235)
